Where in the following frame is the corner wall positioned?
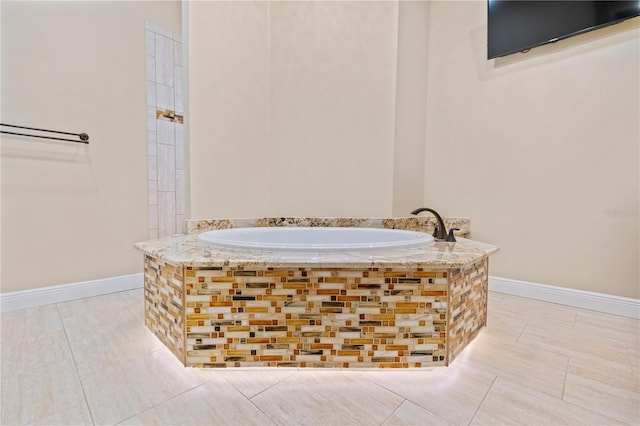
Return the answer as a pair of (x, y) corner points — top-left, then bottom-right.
(188, 1), (400, 218)
(1, 1), (181, 293)
(424, 1), (639, 298)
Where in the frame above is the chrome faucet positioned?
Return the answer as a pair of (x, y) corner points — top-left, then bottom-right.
(410, 207), (458, 242)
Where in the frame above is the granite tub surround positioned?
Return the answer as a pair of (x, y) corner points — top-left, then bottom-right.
(135, 217), (498, 369)
(136, 232), (494, 269)
(184, 216), (470, 236)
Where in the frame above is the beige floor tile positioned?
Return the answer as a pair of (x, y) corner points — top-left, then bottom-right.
(632, 364), (640, 397)
(563, 367), (640, 424)
(455, 330), (568, 398)
(26, 403), (93, 426)
(567, 354), (639, 392)
(573, 311), (640, 347)
(359, 363), (496, 425)
(57, 292), (136, 320)
(81, 348), (215, 425)
(60, 292), (164, 377)
(120, 378), (275, 425)
(488, 293), (578, 326)
(1, 327), (72, 376)
(484, 308), (528, 340)
(629, 335), (640, 358)
(518, 320), (630, 364)
(123, 288), (145, 315)
(61, 299), (141, 342)
(471, 377), (622, 425)
(125, 287), (144, 301)
(574, 309), (640, 333)
(65, 313), (165, 377)
(1, 359), (87, 425)
(213, 368), (296, 398)
(1, 303), (64, 340)
(382, 400), (453, 426)
(251, 370), (404, 425)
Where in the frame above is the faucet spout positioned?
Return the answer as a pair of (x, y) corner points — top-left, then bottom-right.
(410, 207), (449, 241)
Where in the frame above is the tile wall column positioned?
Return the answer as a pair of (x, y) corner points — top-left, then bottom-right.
(146, 22), (184, 238)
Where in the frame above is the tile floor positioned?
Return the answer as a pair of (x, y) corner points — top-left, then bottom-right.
(1, 290), (638, 425)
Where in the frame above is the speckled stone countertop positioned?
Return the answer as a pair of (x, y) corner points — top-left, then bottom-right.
(183, 216), (472, 235)
(135, 217), (498, 269)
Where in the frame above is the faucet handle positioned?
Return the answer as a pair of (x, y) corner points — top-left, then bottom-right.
(446, 228), (460, 242)
(432, 226), (439, 239)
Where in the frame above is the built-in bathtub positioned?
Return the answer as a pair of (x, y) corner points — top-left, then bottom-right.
(135, 217), (498, 368)
(198, 227), (435, 251)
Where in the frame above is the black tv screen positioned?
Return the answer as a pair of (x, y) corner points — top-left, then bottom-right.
(487, 1), (640, 59)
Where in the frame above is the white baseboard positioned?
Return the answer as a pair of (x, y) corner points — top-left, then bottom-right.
(489, 276), (640, 319)
(0, 273), (144, 313)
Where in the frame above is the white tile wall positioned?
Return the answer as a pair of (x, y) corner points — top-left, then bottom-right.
(174, 66), (183, 114)
(156, 84), (174, 111)
(146, 22), (184, 237)
(145, 21), (173, 39)
(175, 125), (184, 166)
(155, 34), (174, 87)
(148, 155), (157, 181)
(148, 180), (158, 205)
(149, 204), (158, 228)
(157, 144), (176, 192)
(175, 215), (185, 234)
(146, 56), (156, 82)
(147, 131), (157, 156)
(146, 81), (156, 107)
(156, 120), (175, 146)
(158, 192), (176, 237)
(147, 107), (156, 131)
(173, 40), (183, 66)
(176, 170), (185, 216)
(145, 30), (155, 56)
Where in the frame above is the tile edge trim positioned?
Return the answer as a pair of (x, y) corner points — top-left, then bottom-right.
(489, 276), (640, 319)
(0, 273), (143, 313)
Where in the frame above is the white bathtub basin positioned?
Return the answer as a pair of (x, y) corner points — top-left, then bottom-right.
(198, 227), (435, 251)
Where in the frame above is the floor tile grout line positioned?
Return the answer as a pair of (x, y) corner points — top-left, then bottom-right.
(560, 355), (571, 401)
(558, 387), (633, 425)
(243, 370), (307, 425)
(113, 380), (213, 425)
(245, 394), (279, 426)
(121, 288), (144, 305)
(362, 375), (453, 425)
(569, 308), (578, 331)
(55, 302), (97, 426)
(559, 353), (639, 424)
(244, 370), (297, 400)
(515, 319), (529, 343)
(516, 322), (631, 353)
(467, 375), (497, 425)
(377, 396), (407, 426)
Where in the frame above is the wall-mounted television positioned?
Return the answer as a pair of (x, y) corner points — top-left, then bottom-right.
(487, 0), (640, 59)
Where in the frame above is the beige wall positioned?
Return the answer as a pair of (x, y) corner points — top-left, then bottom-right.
(392, 0), (429, 216)
(187, 1), (271, 218)
(1, 1), (181, 292)
(188, 1), (400, 219)
(424, 1), (639, 298)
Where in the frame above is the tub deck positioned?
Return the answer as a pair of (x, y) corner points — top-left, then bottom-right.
(135, 217), (498, 368)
